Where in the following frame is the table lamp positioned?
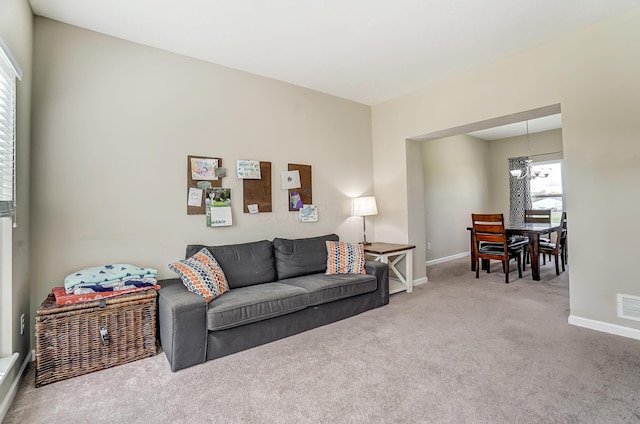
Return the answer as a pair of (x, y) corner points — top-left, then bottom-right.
(352, 196), (378, 245)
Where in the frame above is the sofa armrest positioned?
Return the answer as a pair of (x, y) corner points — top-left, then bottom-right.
(157, 278), (208, 372)
(365, 260), (389, 307)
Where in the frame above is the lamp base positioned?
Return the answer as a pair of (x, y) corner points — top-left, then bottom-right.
(361, 241), (372, 245)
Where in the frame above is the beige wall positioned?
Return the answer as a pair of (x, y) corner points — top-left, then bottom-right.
(30, 18), (374, 315)
(372, 8), (640, 332)
(405, 139), (426, 282)
(0, 0), (32, 407)
(421, 134), (489, 262)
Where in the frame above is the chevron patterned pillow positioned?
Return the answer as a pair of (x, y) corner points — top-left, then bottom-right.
(325, 241), (366, 275)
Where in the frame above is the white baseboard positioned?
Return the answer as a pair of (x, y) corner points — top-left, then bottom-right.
(413, 277), (428, 286)
(568, 315), (640, 341)
(426, 252), (470, 266)
(0, 351), (30, 422)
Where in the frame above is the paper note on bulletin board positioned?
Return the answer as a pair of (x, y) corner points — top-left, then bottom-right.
(187, 155), (222, 215)
(288, 164), (312, 211)
(243, 161), (272, 213)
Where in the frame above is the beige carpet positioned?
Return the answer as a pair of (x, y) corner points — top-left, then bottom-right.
(5, 258), (640, 423)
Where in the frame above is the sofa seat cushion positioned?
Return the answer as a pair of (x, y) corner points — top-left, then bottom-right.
(206, 282), (309, 331)
(279, 273), (377, 306)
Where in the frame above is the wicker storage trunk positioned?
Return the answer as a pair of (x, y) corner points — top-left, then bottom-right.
(35, 290), (158, 387)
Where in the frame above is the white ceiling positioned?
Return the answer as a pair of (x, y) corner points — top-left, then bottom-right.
(28, 0), (640, 106)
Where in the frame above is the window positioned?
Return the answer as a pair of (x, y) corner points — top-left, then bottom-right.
(0, 36), (20, 220)
(530, 161), (564, 223)
(0, 34), (21, 358)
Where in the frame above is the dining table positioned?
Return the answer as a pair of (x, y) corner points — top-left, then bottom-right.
(467, 222), (563, 281)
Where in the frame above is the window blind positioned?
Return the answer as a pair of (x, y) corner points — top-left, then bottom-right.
(0, 35), (21, 219)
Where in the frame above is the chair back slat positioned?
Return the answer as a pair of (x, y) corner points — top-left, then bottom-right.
(475, 233), (504, 244)
(524, 209), (551, 224)
(474, 223), (505, 234)
(472, 213), (503, 222)
(475, 232), (504, 241)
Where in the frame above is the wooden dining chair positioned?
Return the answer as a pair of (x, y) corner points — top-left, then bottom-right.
(471, 213), (527, 283)
(538, 211), (567, 275)
(524, 209), (551, 265)
(561, 211), (568, 265)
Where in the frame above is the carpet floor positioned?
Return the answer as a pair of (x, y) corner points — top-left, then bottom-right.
(4, 257), (640, 423)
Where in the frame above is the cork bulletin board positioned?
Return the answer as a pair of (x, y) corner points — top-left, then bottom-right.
(243, 161), (272, 213)
(187, 155), (222, 215)
(288, 163), (312, 211)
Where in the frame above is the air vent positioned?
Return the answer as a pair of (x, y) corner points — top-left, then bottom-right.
(617, 294), (640, 321)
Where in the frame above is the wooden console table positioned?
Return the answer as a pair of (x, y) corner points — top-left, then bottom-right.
(363, 242), (416, 294)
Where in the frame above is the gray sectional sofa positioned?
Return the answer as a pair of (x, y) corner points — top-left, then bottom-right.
(157, 234), (390, 372)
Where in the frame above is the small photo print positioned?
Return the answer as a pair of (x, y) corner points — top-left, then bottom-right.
(191, 158), (218, 180)
(299, 204), (318, 222)
(281, 170), (301, 190)
(188, 187), (203, 207)
(290, 191), (303, 211)
(205, 188), (232, 227)
(205, 187), (231, 208)
(236, 160), (261, 179)
(215, 167), (227, 178)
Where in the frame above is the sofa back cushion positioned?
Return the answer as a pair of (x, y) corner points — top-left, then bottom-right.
(272, 234), (339, 280)
(186, 240), (276, 289)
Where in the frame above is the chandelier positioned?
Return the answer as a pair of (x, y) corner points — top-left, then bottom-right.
(510, 159), (552, 179)
(509, 120), (552, 180)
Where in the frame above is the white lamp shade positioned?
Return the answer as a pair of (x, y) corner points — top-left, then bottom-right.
(352, 196), (378, 216)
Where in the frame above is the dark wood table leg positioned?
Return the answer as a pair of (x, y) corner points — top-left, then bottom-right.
(529, 233), (541, 281)
(470, 230), (476, 271)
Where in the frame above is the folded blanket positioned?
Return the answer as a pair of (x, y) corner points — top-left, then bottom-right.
(64, 264), (158, 294)
(72, 278), (157, 294)
(52, 285), (161, 306)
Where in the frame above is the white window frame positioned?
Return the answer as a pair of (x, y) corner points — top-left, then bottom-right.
(0, 218), (11, 357)
(0, 34), (22, 358)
